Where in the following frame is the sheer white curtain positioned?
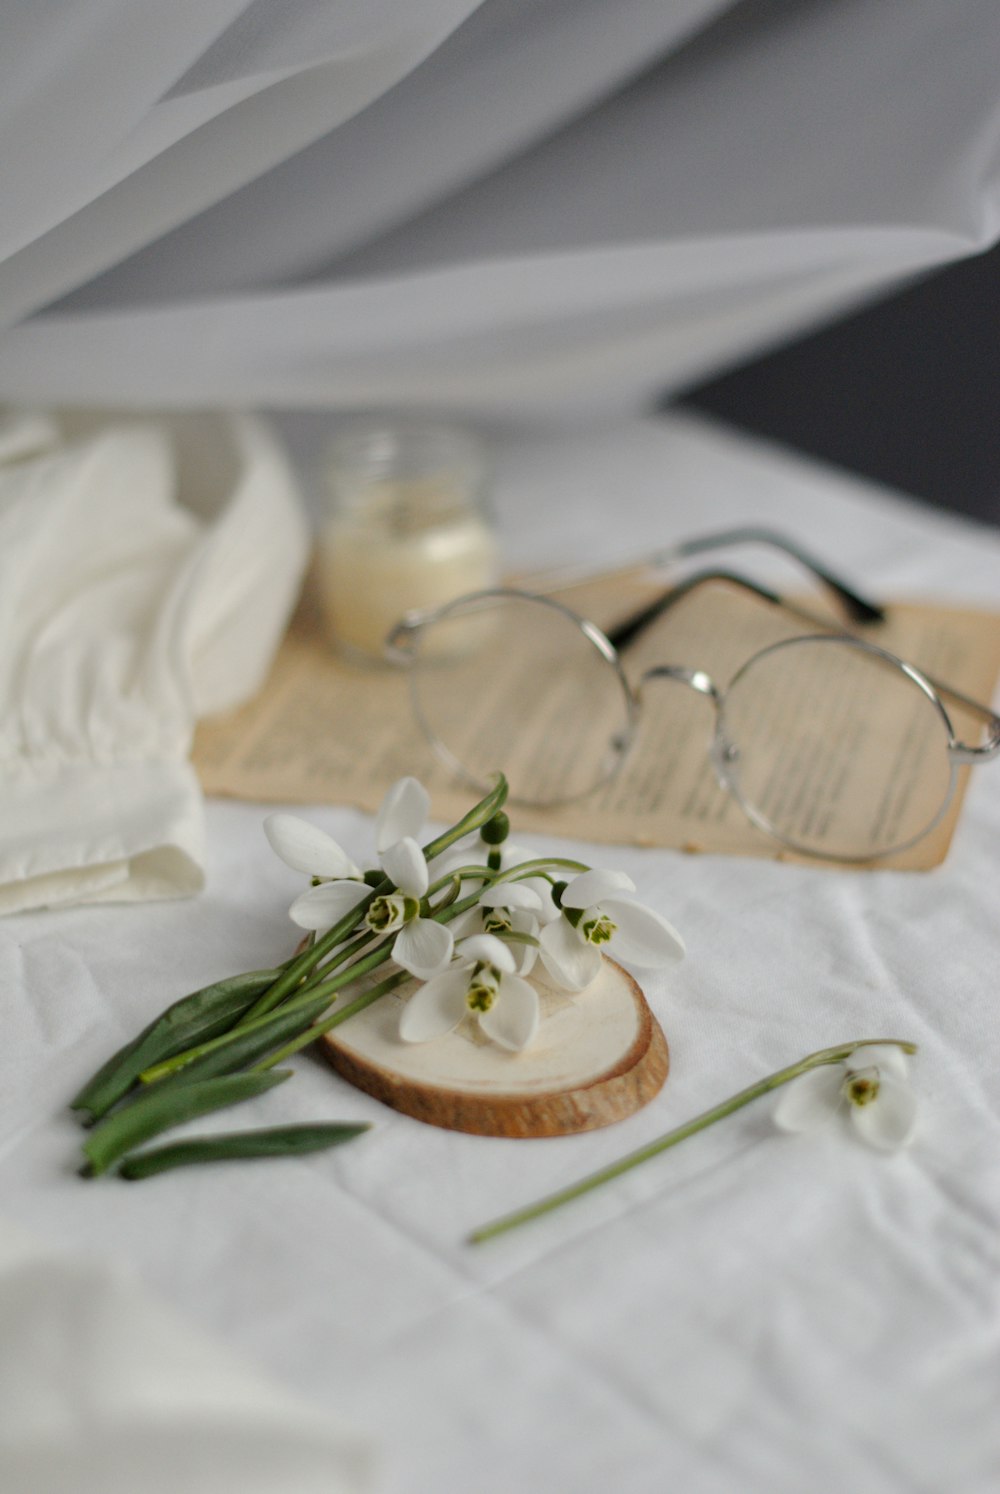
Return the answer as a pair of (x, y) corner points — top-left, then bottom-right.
(1, 0), (999, 419)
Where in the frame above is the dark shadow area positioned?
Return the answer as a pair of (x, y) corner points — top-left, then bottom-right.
(678, 242), (1000, 527)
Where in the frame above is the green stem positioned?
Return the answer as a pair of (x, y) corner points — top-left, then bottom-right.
(252, 882), (506, 1071)
(425, 865), (493, 897)
(240, 888), (386, 1025)
(141, 936), (396, 1083)
(141, 931), (382, 1083)
(494, 858), (590, 882)
(468, 1039), (918, 1245)
(141, 885), (493, 1084)
(253, 971), (412, 1071)
(240, 776), (510, 1026)
(421, 776), (509, 863)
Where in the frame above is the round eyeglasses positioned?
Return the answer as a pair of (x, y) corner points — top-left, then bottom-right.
(387, 582), (1000, 863)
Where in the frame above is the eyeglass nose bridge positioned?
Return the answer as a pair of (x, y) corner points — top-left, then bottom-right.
(384, 612), (425, 666)
(637, 665), (734, 790)
(637, 664), (722, 706)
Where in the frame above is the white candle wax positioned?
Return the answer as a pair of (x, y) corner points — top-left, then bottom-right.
(318, 478), (499, 660)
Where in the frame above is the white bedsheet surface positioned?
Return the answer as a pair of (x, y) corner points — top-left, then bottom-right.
(3, 413), (999, 1493)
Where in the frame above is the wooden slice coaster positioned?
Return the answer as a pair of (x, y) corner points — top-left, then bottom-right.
(318, 957), (669, 1138)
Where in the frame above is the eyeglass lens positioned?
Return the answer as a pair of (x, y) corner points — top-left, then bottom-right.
(408, 593), (633, 805)
(717, 638), (955, 858)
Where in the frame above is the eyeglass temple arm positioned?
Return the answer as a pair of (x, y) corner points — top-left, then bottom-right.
(606, 568), (841, 652)
(646, 528), (885, 626)
(517, 527), (883, 622)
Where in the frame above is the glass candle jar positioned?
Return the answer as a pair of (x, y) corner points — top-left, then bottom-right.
(317, 423), (499, 663)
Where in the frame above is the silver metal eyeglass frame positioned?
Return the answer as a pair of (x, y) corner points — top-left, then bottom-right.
(386, 528), (1000, 861)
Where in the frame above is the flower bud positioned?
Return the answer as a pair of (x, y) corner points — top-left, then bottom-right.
(481, 812), (510, 846)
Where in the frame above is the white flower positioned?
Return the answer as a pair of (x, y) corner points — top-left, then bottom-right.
(267, 778), (452, 979)
(264, 776), (430, 885)
(373, 776), (433, 857)
(263, 813), (362, 882)
(449, 881), (546, 976)
(495, 847), (561, 924)
(773, 1044), (918, 1151)
(399, 934), (540, 1052)
(291, 837), (452, 980)
(538, 869), (685, 992)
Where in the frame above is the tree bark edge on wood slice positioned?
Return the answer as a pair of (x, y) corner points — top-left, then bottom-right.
(318, 957), (669, 1138)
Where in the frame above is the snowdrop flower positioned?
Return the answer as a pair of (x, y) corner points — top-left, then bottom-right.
(495, 848), (561, 923)
(538, 869), (685, 992)
(399, 934), (540, 1052)
(290, 835), (452, 980)
(773, 1044), (918, 1151)
(265, 776), (430, 884)
(449, 882), (546, 976)
(267, 778), (452, 978)
(263, 813), (362, 882)
(372, 776), (434, 855)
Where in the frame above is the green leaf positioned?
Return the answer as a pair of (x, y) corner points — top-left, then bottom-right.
(118, 1123), (371, 1180)
(70, 968), (282, 1124)
(68, 1031), (152, 1117)
(147, 992), (332, 1094)
(81, 1070), (291, 1177)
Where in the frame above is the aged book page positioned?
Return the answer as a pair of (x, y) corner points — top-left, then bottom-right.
(192, 568), (1000, 871)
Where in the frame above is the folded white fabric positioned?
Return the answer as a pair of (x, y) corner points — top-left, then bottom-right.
(0, 1219), (373, 1494)
(0, 409), (308, 913)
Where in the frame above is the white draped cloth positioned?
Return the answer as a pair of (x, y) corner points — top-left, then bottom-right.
(1, 0), (1000, 416)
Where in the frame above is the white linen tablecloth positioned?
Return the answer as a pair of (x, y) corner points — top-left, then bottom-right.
(3, 413), (999, 1493)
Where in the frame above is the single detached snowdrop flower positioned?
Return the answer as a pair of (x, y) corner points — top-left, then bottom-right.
(773, 1043), (918, 1151)
(469, 1037), (918, 1244)
(538, 869), (685, 992)
(399, 934), (540, 1052)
